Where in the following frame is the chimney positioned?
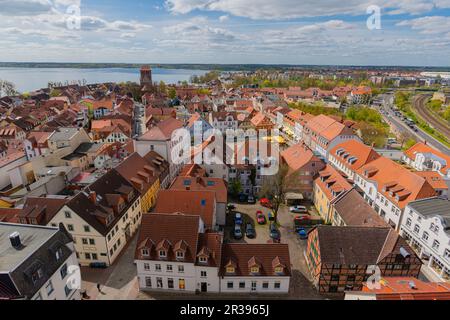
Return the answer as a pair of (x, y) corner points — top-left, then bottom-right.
(89, 191), (97, 204)
(9, 232), (22, 249)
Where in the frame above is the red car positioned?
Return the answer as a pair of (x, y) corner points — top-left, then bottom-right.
(260, 198), (272, 208)
(256, 211), (266, 225)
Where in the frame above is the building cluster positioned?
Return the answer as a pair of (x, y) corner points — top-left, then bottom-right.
(1, 66), (449, 300)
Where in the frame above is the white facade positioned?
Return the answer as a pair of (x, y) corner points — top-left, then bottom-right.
(328, 153), (357, 181)
(354, 174), (403, 230)
(50, 198), (142, 267)
(220, 277), (289, 293)
(403, 152), (450, 179)
(136, 260), (220, 293)
(31, 248), (81, 300)
(400, 202), (450, 282)
(209, 115), (238, 132)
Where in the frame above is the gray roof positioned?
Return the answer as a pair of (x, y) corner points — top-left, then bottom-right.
(408, 197), (450, 229)
(0, 223), (73, 299)
(0, 223), (61, 271)
(74, 142), (102, 154)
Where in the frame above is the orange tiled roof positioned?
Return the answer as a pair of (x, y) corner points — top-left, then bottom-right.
(330, 140), (381, 172)
(357, 157), (437, 208)
(315, 164), (353, 201)
(404, 142), (450, 175)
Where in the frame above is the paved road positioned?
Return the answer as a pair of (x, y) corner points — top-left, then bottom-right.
(378, 94), (450, 155)
(81, 236), (139, 300)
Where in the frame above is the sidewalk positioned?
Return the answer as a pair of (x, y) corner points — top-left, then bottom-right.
(81, 236), (141, 300)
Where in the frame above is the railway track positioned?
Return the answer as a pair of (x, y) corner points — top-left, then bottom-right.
(413, 94), (450, 140)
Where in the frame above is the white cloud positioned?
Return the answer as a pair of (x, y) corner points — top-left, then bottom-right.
(162, 17), (238, 46)
(0, 0), (53, 16)
(397, 16), (450, 36)
(165, 0), (450, 19)
(219, 15), (229, 22)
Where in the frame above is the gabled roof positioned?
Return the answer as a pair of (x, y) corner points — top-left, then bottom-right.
(114, 153), (158, 195)
(330, 140), (380, 172)
(20, 197), (68, 225)
(281, 143), (323, 172)
(170, 176), (227, 203)
(138, 117), (184, 141)
(220, 244), (291, 277)
(154, 190), (216, 228)
(134, 213), (200, 263)
(66, 169), (139, 236)
(332, 189), (388, 227)
(315, 165), (353, 201)
(357, 157), (437, 208)
(404, 142), (450, 175)
(315, 225), (415, 265)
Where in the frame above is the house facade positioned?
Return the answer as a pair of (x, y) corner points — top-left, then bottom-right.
(355, 157), (437, 230)
(306, 225), (422, 294)
(0, 223), (80, 300)
(400, 197), (450, 282)
(49, 169), (142, 267)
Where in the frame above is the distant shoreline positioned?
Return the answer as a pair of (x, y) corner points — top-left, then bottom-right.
(1, 62), (450, 72)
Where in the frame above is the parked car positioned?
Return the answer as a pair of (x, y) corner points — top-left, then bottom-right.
(268, 211), (275, 222)
(234, 213), (243, 225)
(289, 205), (308, 213)
(260, 198), (272, 208)
(247, 195), (256, 204)
(269, 223), (281, 241)
(256, 211), (266, 225)
(245, 223), (256, 239)
(293, 216), (323, 231)
(297, 227), (308, 240)
(238, 193), (247, 202)
(234, 224), (243, 240)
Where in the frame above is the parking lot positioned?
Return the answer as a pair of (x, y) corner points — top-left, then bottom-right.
(226, 200), (326, 299)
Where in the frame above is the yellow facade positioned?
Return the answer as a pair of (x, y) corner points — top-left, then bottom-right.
(313, 184), (331, 223)
(141, 179), (160, 213)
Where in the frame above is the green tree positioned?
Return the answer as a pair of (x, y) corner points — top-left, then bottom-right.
(158, 81), (167, 95)
(50, 89), (62, 97)
(168, 87), (177, 99)
(229, 179), (243, 198)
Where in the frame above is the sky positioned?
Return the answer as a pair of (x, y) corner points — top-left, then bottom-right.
(0, 0), (450, 66)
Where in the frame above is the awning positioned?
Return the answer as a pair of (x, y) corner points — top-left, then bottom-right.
(285, 192), (304, 200)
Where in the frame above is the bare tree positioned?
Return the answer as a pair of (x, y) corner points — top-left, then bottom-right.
(258, 164), (289, 223)
(0, 80), (18, 97)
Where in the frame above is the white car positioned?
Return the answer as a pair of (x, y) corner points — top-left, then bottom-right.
(289, 205), (308, 213)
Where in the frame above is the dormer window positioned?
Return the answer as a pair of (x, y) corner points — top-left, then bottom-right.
(199, 256), (208, 264)
(226, 266), (235, 274)
(159, 250), (167, 258)
(176, 251), (185, 260)
(142, 248), (150, 257)
(250, 266), (259, 274)
(274, 266), (284, 274)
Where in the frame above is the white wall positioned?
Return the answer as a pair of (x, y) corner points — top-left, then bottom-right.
(219, 277), (290, 293)
(31, 250), (81, 300)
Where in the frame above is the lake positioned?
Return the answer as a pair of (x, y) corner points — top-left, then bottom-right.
(0, 67), (208, 93)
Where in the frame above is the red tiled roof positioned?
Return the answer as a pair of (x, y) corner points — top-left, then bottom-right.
(154, 189), (216, 228)
(220, 244), (291, 277)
